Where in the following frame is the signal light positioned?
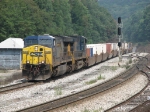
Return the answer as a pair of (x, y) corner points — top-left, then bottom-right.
(118, 42), (122, 47)
(118, 28), (121, 35)
(118, 17), (121, 24)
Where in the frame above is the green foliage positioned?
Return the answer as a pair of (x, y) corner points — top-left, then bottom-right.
(129, 58), (132, 64)
(126, 65), (130, 69)
(125, 5), (150, 42)
(97, 74), (105, 80)
(111, 66), (117, 71)
(0, 0), (47, 41)
(54, 86), (62, 96)
(0, 0), (116, 43)
(82, 108), (90, 112)
(125, 62), (130, 69)
(98, 0), (150, 43)
(86, 79), (97, 85)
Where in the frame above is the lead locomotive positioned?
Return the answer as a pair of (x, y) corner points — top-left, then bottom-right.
(22, 34), (87, 80)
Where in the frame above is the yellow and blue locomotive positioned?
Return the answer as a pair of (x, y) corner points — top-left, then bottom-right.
(22, 34), (87, 80)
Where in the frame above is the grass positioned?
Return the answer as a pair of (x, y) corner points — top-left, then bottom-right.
(125, 62), (130, 69)
(133, 59), (137, 63)
(54, 86), (62, 96)
(82, 108), (90, 112)
(126, 65), (130, 69)
(93, 108), (103, 112)
(111, 66), (117, 71)
(86, 79), (97, 85)
(129, 58), (132, 64)
(97, 74), (105, 80)
(86, 75), (105, 85)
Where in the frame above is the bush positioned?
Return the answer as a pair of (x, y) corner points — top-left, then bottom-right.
(129, 58), (132, 64)
(97, 74), (105, 80)
(86, 79), (97, 85)
(54, 86), (62, 95)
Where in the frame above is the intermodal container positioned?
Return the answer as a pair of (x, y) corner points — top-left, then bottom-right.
(90, 48), (93, 57)
(112, 43), (117, 50)
(95, 44), (103, 55)
(128, 43), (132, 49)
(122, 43), (125, 49)
(101, 44), (106, 53)
(106, 43), (112, 54)
(86, 44), (96, 55)
(111, 43), (114, 50)
(125, 43), (128, 50)
(86, 48), (90, 57)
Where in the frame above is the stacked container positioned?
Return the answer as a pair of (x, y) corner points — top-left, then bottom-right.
(86, 48), (90, 57)
(106, 43), (112, 54)
(90, 48), (93, 57)
(86, 48), (94, 57)
(124, 43), (128, 50)
(121, 43), (125, 50)
(113, 43), (118, 57)
(112, 43), (117, 51)
(100, 44), (106, 53)
(95, 44), (102, 55)
(86, 44), (96, 57)
(86, 44), (96, 55)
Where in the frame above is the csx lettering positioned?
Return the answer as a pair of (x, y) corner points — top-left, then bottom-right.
(30, 52), (43, 57)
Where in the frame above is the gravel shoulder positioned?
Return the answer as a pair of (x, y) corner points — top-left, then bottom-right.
(0, 53), (148, 112)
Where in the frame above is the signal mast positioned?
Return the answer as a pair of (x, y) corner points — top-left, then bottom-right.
(118, 17), (122, 62)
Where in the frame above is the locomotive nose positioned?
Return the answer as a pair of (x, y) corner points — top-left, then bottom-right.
(28, 46), (45, 65)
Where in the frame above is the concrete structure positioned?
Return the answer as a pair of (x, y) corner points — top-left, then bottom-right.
(0, 38), (24, 69)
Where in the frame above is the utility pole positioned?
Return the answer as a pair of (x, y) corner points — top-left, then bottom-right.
(118, 17), (122, 62)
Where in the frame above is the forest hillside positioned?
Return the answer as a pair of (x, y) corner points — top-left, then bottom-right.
(0, 0), (116, 44)
(98, 0), (150, 43)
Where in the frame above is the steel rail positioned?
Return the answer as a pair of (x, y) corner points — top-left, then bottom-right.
(0, 82), (36, 94)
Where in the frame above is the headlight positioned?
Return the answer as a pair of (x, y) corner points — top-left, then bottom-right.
(35, 46), (38, 51)
(26, 60), (30, 63)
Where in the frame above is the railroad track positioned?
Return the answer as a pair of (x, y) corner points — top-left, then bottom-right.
(0, 78), (45, 94)
(0, 81), (36, 94)
(17, 55), (144, 112)
(105, 54), (150, 112)
(130, 100), (150, 112)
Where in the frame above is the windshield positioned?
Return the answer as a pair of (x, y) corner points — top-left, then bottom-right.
(39, 39), (52, 47)
(24, 39), (38, 47)
(24, 38), (53, 47)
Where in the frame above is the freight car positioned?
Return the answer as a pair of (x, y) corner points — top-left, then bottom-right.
(22, 34), (132, 80)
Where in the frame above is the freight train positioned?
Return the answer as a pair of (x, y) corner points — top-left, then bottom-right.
(22, 34), (132, 80)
